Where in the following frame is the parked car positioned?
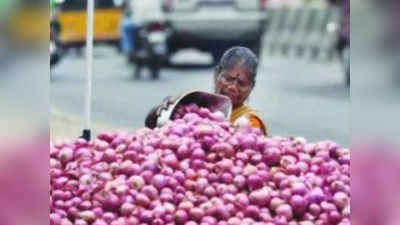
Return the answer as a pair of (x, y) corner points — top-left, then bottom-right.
(162, 0), (269, 62)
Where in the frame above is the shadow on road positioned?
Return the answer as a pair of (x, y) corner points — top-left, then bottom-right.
(285, 82), (350, 100)
(118, 72), (173, 83)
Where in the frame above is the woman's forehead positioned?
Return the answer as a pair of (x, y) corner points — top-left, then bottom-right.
(221, 64), (251, 78)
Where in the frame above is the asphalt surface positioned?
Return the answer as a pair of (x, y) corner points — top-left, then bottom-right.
(50, 46), (350, 147)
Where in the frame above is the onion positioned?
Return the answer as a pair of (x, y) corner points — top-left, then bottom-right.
(192, 148), (206, 160)
(50, 213), (61, 225)
(291, 182), (307, 196)
(244, 205), (260, 219)
(152, 174), (168, 189)
(177, 145), (191, 159)
(233, 175), (246, 189)
(249, 187), (272, 206)
(136, 193), (150, 207)
(102, 148), (116, 162)
(58, 147), (74, 163)
(333, 192), (349, 209)
(210, 111), (225, 122)
(221, 173), (233, 183)
(290, 195), (307, 214)
(91, 219), (108, 225)
(328, 210), (341, 224)
(194, 125), (214, 137)
(120, 202), (135, 216)
(61, 218), (74, 225)
(190, 207), (205, 221)
(211, 143), (234, 158)
(128, 175), (145, 190)
(175, 209), (189, 225)
(79, 210), (96, 222)
(270, 197), (285, 211)
(239, 135), (256, 149)
(276, 204), (293, 220)
(139, 210), (153, 223)
(235, 193), (250, 209)
(103, 212), (117, 224)
(309, 203), (321, 216)
(307, 187), (325, 204)
(215, 205), (230, 220)
(204, 186), (216, 197)
(247, 174), (263, 190)
(141, 170), (154, 184)
(74, 219), (88, 225)
(92, 207), (103, 218)
(236, 152), (249, 163)
(264, 147), (281, 165)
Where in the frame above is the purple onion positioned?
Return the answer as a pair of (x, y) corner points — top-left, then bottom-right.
(244, 205), (260, 219)
(333, 192), (349, 209)
(247, 174), (263, 190)
(175, 209), (189, 225)
(307, 187), (325, 204)
(290, 195), (307, 214)
(291, 182), (307, 196)
(249, 188), (272, 206)
(192, 148), (206, 160)
(264, 147), (281, 165)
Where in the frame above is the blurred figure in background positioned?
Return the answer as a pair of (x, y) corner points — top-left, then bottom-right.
(120, 0), (135, 60)
(123, 0), (167, 79)
(328, 0), (350, 84)
(50, 8), (61, 38)
(50, 7), (63, 68)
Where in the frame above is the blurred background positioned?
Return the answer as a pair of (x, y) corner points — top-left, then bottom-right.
(48, 0), (350, 146)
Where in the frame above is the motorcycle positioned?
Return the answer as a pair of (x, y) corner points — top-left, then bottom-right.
(50, 39), (60, 68)
(50, 20), (63, 68)
(131, 22), (169, 79)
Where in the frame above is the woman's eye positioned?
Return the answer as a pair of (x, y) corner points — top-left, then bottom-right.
(239, 81), (248, 87)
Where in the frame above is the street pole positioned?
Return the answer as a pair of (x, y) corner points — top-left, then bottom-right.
(82, 0), (94, 141)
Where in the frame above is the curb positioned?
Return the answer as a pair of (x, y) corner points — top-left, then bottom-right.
(50, 107), (133, 141)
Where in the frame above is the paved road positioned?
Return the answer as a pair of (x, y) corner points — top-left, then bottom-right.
(50, 46), (350, 146)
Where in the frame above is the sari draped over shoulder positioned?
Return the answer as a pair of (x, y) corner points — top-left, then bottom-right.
(231, 105), (267, 136)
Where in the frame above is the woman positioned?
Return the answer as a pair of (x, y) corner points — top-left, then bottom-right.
(145, 47), (268, 135)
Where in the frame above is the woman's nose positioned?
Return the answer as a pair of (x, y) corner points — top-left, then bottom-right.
(227, 82), (236, 90)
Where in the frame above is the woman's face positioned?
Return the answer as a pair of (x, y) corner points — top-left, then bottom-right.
(215, 64), (253, 108)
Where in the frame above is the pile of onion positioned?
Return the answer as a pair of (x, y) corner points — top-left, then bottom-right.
(50, 104), (350, 225)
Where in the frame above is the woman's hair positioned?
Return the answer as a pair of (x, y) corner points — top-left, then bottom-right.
(215, 46), (259, 88)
